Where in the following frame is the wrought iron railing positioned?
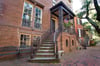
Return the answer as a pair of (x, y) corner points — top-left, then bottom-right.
(30, 29), (51, 58)
(53, 28), (62, 59)
(63, 27), (76, 35)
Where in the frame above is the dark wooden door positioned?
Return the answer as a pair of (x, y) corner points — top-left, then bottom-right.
(52, 19), (55, 33)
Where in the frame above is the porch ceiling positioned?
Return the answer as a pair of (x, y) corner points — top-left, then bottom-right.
(50, 1), (75, 18)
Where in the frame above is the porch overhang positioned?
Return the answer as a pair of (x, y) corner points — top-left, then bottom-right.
(50, 1), (75, 18)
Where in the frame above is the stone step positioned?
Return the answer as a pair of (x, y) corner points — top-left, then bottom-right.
(39, 48), (54, 50)
(38, 50), (54, 52)
(43, 42), (54, 44)
(28, 59), (60, 63)
(35, 55), (55, 57)
(33, 57), (56, 60)
(36, 53), (54, 55)
(45, 41), (54, 42)
(37, 51), (54, 53)
(40, 47), (54, 49)
(41, 44), (54, 46)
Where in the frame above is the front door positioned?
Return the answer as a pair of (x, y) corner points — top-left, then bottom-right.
(51, 19), (55, 33)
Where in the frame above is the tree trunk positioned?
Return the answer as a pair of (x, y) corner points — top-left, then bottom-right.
(93, 0), (100, 21)
(86, 17), (100, 33)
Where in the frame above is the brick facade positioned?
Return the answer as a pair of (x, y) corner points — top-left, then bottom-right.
(0, 0), (78, 59)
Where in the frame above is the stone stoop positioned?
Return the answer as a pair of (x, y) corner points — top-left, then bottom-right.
(28, 40), (59, 63)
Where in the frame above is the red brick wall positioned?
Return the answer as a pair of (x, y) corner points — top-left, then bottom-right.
(0, 26), (19, 47)
(57, 32), (77, 53)
(74, 17), (83, 35)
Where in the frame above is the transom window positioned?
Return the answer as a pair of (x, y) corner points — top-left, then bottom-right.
(34, 7), (42, 29)
(22, 2), (33, 27)
(20, 34), (31, 48)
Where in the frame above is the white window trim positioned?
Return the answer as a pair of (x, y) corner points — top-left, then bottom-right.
(78, 28), (81, 37)
(20, 33), (31, 48)
(21, 1), (33, 27)
(52, 0), (57, 6)
(77, 18), (80, 25)
(34, 7), (42, 29)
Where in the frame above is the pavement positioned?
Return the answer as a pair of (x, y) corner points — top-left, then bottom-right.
(0, 42), (100, 66)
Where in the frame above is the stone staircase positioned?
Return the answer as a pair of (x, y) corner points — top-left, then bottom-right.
(29, 39), (59, 63)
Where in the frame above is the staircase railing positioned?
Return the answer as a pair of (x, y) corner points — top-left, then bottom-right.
(30, 29), (51, 58)
(53, 28), (62, 59)
(63, 27), (76, 35)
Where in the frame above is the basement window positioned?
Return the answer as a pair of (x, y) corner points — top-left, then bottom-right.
(72, 40), (74, 46)
(20, 34), (31, 48)
(66, 40), (68, 47)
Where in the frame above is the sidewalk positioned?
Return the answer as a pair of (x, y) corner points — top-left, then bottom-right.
(0, 43), (100, 66)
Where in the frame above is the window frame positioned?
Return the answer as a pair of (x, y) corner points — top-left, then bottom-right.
(66, 39), (68, 47)
(34, 6), (42, 29)
(78, 28), (82, 37)
(52, 0), (57, 6)
(22, 1), (33, 27)
(77, 18), (81, 25)
(20, 33), (31, 48)
(72, 40), (74, 46)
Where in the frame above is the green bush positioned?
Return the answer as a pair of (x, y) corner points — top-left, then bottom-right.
(64, 22), (72, 28)
(90, 39), (97, 46)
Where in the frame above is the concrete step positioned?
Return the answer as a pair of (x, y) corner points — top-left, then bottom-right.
(41, 44), (54, 47)
(33, 57), (56, 60)
(38, 50), (54, 52)
(40, 47), (54, 49)
(35, 55), (55, 57)
(37, 51), (54, 53)
(39, 48), (54, 50)
(41, 44), (54, 46)
(28, 59), (60, 63)
(36, 53), (54, 55)
(43, 42), (54, 44)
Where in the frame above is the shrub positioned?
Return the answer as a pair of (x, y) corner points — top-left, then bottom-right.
(90, 39), (97, 46)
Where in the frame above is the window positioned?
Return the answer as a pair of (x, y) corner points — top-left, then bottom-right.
(66, 40), (68, 47)
(97, 0), (100, 5)
(52, 0), (57, 6)
(20, 34), (31, 48)
(77, 18), (80, 25)
(78, 29), (81, 37)
(34, 7), (42, 29)
(22, 2), (33, 27)
(72, 40), (74, 46)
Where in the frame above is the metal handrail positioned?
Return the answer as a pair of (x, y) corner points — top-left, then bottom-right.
(30, 29), (51, 58)
(53, 28), (61, 59)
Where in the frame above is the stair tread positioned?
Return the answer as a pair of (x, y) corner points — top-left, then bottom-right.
(40, 47), (54, 48)
(41, 44), (54, 45)
(36, 53), (54, 55)
(32, 57), (56, 60)
(38, 50), (54, 51)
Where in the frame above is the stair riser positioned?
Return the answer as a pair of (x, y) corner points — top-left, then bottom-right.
(37, 51), (54, 53)
(35, 55), (55, 57)
(40, 45), (54, 47)
(43, 42), (54, 44)
(39, 48), (54, 50)
(28, 59), (59, 63)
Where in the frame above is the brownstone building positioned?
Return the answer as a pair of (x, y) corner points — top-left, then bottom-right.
(0, 0), (82, 61)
